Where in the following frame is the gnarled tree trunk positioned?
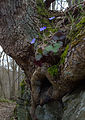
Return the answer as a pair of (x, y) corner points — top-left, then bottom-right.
(0, 0), (85, 120)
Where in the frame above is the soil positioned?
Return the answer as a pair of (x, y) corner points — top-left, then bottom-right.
(0, 102), (16, 120)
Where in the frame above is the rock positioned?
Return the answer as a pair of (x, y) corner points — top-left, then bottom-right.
(62, 87), (85, 120)
(36, 101), (63, 120)
(16, 84), (85, 120)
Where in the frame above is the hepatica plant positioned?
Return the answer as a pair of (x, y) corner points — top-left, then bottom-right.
(30, 16), (63, 66)
(44, 42), (63, 53)
(30, 27), (47, 44)
(31, 38), (36, 44)
(30, 16), (55, 44)
(35, 41), (63, 66)
(49, 16), (55, 20)
(40, 26), (47, 31)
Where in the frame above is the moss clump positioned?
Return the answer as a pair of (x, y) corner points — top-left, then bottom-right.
(48, 65), (58, 76)
(68, 16), (85, 41)
(60, 44), (69, 64)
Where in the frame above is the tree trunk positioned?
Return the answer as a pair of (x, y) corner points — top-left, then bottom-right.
(0, 0), (85, 120)
(0, 0), (39, 81)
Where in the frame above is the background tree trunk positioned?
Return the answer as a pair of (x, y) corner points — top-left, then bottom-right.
(52, 1), (56, 10)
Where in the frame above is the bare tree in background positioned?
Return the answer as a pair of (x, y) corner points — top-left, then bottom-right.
(52, 1), (56, 10)
(0, 50), (23, 99)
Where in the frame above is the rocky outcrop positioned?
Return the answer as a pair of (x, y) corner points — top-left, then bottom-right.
(62, 87), (85, 120)
(16, 85), (85, 120)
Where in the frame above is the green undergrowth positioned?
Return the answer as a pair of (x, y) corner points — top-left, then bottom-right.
(0, 98), (15, 103)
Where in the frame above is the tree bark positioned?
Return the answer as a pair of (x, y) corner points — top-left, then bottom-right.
(0, 0), (39, 81)
(0, 0), (85, 120)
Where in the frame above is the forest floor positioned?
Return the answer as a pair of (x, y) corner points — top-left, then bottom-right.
(0, 102), (16, 120)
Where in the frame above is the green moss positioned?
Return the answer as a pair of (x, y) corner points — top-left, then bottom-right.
(68, 16), (85, 42)
(60, 44), (69, 64)
(71, 30), (85, 48)
(70, 17), (85, 47)
(48, 65), (58, 76)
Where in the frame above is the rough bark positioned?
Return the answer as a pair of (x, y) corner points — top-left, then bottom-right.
(0, 0), (39, 82)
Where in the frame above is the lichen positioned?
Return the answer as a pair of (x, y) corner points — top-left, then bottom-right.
(60, 44), (69, 64)
(48, 65), (58, 76)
